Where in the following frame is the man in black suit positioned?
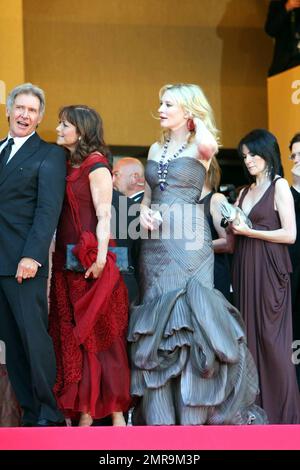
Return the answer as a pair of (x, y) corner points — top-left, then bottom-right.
(112, 157), (145, 263)
(0, 83), (66, 426)
(110, 189), (139, 304)
(265, 0), (300, 76)
(288, 133), (300, 388)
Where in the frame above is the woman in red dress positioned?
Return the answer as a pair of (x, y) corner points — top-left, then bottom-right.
(49, 105), (131, 426)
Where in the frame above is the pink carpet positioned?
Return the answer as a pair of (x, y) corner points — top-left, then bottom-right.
(0, 425), (300, 450)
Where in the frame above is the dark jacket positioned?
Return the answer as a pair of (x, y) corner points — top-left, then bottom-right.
(0, 133), (66, 276)
(111, 189), (141, 303)
(265, 0), (300, 76)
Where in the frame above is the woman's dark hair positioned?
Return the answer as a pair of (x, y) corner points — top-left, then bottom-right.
(289, 132), (300, 151)
(237, 128), (282, 182)
(58, 105), (112, 166)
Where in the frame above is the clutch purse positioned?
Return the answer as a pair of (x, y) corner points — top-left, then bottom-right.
(220, 200), (252, 229)
(65, 244), (130, 273)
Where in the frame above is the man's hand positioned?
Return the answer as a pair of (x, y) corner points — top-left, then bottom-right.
(16, 257), (39, 284)
(286, 0), (300, 12)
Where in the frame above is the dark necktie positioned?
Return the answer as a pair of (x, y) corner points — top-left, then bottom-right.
(0, 138), (15, 170)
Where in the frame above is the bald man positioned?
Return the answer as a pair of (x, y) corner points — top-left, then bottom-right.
(112, 157), (145, 203)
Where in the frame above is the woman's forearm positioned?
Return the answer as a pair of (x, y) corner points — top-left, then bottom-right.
(245, 227), (296, 244)
(213, 237), (234, 254)
(95, 211), (111, 264)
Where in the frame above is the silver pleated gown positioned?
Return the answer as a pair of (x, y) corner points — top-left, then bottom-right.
(128, 157), (267, 425)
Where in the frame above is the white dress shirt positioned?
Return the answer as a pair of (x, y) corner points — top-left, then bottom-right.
(0, 131), (35, 163)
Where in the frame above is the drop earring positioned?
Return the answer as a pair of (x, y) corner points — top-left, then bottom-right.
(187, 118), (195, 132)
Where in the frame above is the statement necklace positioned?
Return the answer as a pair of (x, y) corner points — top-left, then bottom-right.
(157, 139), (187, 191)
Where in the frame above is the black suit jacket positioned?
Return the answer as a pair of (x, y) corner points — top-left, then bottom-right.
(111, 189), (137, 265)
(265, 0), (300, 76)
(0, 133), (66, 277)
(111, 189), (141, 302)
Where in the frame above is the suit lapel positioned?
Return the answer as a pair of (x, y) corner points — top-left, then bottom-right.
(0, 133), (41, 185)
(0, 138), (8, 170)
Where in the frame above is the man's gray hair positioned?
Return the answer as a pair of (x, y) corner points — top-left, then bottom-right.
(6, 82), (46, 116)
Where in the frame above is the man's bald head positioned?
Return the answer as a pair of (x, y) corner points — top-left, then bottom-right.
(112, 157), (145, 197)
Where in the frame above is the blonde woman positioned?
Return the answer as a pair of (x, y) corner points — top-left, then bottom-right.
(128, 84), (266, 426)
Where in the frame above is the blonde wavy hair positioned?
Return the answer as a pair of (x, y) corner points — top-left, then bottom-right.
(158, 83), (219, 145)
(205, 155), (221, 191)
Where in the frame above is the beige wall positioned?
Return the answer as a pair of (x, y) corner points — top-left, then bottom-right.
(0, 0), (24, 134)
(3, 0), (272, 148)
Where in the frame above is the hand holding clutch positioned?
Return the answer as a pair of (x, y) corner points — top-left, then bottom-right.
(65, 231), (131, 273)
(150, 209), (163, 230)
(140, 205), (163, 231)
(220, 200), (253, 229)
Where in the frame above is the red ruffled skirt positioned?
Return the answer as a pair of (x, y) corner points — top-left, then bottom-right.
(57, 340), (131, 419)
(49, 257), (131, 420)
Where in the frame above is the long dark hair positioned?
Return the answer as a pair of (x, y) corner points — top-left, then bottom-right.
(58, 105), (112, 166)
(237, 129), (282, 182)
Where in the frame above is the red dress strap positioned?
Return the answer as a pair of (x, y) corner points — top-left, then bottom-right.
(66, 153), (110, 183)
(65, 153), (110, 236)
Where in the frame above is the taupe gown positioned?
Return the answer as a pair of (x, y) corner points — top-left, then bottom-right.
(233, 179), (300, 424)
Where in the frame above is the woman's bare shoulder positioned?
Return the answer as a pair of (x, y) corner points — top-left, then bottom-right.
(148, 142), (161, 161)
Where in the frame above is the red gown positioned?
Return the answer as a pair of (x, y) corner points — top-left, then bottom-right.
(49, 153), (131, 420)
